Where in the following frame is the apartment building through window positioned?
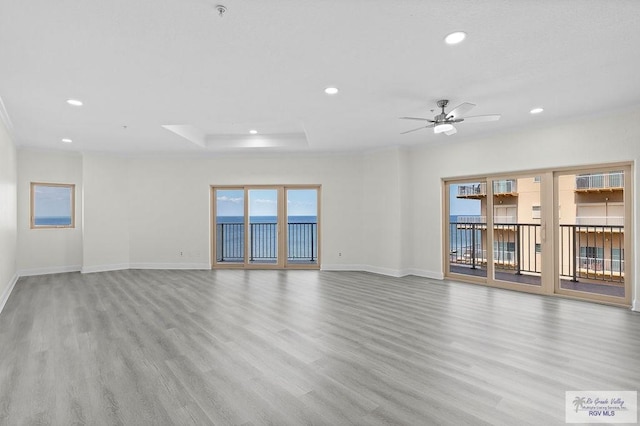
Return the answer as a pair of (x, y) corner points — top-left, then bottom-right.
(445, 164), (632, 306)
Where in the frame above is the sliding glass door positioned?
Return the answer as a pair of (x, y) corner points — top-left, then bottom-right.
(212, 185), (320, 269)
(555, 166), (630, 304)
(447, 180), (487, 279)
(214, 188), (245, 264)
(286, 189), (319, 265)
(445, 163), (632, 306)
(489, 174), (543, 288)
(248, 189), (280, 265)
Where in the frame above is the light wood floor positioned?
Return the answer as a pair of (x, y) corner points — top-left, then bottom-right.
(1, 270), (639, 425)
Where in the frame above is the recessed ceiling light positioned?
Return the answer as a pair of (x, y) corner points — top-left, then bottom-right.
(530, 107), (544, 114)
(324, 87), (339, 95)
(249, 130), (258, 134)
(66, 99), (83, 106)
(444, 31), (467, 45)
(61, 138), (73, 143)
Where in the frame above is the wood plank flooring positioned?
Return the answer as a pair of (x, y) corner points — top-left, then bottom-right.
(0, 269), (639, 425)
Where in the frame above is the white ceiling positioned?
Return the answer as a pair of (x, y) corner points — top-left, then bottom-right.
(1, 0), (640, 154)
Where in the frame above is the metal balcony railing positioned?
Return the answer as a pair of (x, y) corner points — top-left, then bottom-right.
(559, 224), (624, 283)
(216, 222), (317, 262)
(450, 219), (624, 284)
(575, 172), (624, 190)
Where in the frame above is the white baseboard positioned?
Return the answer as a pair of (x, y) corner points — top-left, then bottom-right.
(321, 264), (367, 272)
(20, 263), (211, 276)
(81, 263), (130, 274)
(361, 265), (407, 278)
(321, 264), (402, 278)
(0, 273), (19, 316)
(129, 262), (211, 270)
(18, 265), (82, 277)
(403, 268), (444, 280)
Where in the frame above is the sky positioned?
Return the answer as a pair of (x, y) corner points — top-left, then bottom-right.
(449, 184), (481, 216)
(216, 189), (317, 217)
(34, 186), (72, 217)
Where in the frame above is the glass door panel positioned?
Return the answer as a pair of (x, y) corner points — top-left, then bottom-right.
(286, 189), (318, 265)
(248, 189), (279, 265)
(447, 181), (487, 278)
(215, 189), (245, 264)
(556, 169), (626, 300)
(491, 176), (542, 286)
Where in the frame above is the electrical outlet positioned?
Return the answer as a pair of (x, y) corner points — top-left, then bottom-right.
(339, 252), (342, 257)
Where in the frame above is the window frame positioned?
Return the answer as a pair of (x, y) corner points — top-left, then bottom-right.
(30, 182), (76, 229)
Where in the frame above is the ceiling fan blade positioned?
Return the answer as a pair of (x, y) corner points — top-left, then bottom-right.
(444, 126), (458, 136)
(461, 114), (501, 123)
(399, 116), (435, 122)
(446, 102), (476, 120)
(400, 123), (436, 134)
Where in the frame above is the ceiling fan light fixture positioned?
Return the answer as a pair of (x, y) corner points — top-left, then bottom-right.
(434, 123), (454, 134)
(444, 31), (466, 45)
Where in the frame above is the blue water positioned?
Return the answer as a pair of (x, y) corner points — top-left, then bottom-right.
(216, 216), (317, 260)
(35, 216), (72, 226)
(449, 215), (483, 252)
(217, 215), (317, 224)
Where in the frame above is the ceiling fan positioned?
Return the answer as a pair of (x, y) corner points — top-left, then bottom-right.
(400, 99), (501, 135)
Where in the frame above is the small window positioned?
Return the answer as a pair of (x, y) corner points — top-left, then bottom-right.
(580, 246), (603, 259)
(532, 205), (541, 219)
(30, 183), (75, 228)
(533, 176), (541, 183)
(535, 243), (541, 253)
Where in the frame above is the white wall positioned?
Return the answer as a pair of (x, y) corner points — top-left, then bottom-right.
(126, 153), (365, 269)
(82, 153), (130, 272)
(360, 148), (404, 275)
(408, 106), (640, 310)
(0, 118), (17, 313)
(16, 149), (83, 275)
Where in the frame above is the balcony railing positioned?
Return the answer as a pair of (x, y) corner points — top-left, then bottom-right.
(575, 172), (624, 190)
(457, 180), (517, 198)
(493, 179), (517, 194)
(457, 183), (486, 197)
(216, 222), (317, 262)
(450, 219), (624, 283)
(575, 216), (624, 226)
(456, 215), (486, 223)
(559, 224), (624, 283)
(456, 215), (517, 224)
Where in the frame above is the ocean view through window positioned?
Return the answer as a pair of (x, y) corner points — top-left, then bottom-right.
(30, 182), (75, 228)
(212, 186), (320, 269)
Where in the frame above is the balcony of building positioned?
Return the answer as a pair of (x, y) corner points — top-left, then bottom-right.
(457, 180), (517, 199)
(573, 217), (624, 236)
(575, 172), (624, 193)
